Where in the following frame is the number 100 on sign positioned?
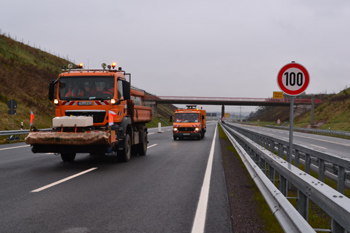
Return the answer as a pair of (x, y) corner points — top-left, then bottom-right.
(277, 62), (310, 96)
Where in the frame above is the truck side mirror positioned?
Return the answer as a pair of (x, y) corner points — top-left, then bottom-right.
(49, 80), (57, 100)
(170, 116), (173, 122)
(123, 81), (131, 100)
(202, 115), (205, 120)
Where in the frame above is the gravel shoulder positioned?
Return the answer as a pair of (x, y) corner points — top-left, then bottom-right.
(218, 129), (282, 233)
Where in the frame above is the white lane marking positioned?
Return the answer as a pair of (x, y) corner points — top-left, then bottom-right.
(295, 134), (350, 147)
(147, 144), (157, 149)
(31, 167), (98, 193)
(191, 125), (217, 233)
(0, 145), (30, 151)
(310, 144), (327, 150)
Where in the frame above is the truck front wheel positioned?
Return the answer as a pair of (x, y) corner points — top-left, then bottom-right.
(61, 153), (76, 162)
(118, 133), (131, 162)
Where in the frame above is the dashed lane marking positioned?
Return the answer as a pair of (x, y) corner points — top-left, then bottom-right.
(0, 145), (30, 151)
(147, 144), (157, 149)
(31, 167), (98, 193)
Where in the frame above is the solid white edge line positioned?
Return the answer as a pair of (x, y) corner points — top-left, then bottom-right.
(0, 145), (30, 151)
(31, 167), (98, 193)
(191, 124), (217, 233)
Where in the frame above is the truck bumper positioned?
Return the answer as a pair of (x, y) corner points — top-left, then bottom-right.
(173, 132), (201, 138)
(31, 144), (109, 154)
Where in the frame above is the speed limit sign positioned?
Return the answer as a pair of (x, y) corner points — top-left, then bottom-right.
(277, 62), (309, 96)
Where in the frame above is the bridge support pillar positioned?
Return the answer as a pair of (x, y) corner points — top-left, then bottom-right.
(152, 103), (158, 117)
(221, 105), (225, 119)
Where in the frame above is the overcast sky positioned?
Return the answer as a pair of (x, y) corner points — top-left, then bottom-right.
(2, 0), (350, 113)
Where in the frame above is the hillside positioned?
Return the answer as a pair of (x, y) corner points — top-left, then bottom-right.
(248, 91), (350, 131)
(0, 34), (68, 130)
(0, 34), (176, 134)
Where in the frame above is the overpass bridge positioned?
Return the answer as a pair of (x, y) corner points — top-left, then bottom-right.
(143, 95), (321, 121)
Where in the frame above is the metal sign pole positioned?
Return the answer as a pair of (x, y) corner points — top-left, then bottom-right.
(11, 101), (14, 130)
(288, 96), (294, 165)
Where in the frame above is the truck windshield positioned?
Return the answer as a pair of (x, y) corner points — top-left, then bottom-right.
(175, 113), (199, 123)
(59, 76), (115, 100)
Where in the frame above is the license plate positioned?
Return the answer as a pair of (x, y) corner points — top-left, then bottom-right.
(78, 102), (93, 106)
(183, 133), (190, 136)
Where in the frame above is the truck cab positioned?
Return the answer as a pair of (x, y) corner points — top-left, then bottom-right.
(173, 105), (206, 140)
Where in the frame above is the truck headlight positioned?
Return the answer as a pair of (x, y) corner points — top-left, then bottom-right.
(110, 99), (116, 104)
(174, 128), (178, 132)
(195, 128), (199, 132)
(54, 99), (59, 105)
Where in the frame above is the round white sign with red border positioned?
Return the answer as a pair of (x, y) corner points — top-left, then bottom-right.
(277, 62), (310, 96)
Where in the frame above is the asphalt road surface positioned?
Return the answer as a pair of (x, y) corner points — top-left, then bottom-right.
(0, 122), (232, 233)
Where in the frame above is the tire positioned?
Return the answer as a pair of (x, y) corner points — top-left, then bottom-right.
(118, 133), (131, 162)
(61, 153), (76, 162)
(138, 131), (147, 156)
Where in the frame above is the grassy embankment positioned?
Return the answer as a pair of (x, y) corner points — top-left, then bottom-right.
(247, 88), (350, 132)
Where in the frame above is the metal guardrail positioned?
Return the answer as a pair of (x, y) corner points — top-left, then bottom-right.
(0, 129), (51, 137)
(266, 125), (350, 139)
(220, 122), (350, 232)
(220, 122), (315, 232)
(230, 123), (350, 194)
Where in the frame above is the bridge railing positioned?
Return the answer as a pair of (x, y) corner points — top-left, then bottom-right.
(220, 122), (350, 232)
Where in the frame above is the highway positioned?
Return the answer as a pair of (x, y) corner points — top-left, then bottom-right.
(0, 122), (232, 233)
(231, 123), (350, 159)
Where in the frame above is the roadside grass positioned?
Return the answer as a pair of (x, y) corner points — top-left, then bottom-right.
(218, 124), (282, 233)
(146, 116), (172, 128)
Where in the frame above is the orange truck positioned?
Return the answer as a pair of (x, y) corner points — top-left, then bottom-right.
(25, 63), (152, 162)
(173, 105), (206, 140)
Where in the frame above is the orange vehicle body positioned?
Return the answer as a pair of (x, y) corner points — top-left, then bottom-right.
(25, 65), (152, 162)
(173, 105), (206, 140)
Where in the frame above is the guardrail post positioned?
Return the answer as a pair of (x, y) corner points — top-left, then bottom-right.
(279, 175), (288, 196)
(331, 219), (345, 233)
(305, 153), (311, 174)
(294, 149), (300, 168)
(254, 151), (259, 164)
(297, 190), (309, 220)
(278, 143), (283, 158)
(318, 159), (325, 182)
(269, 140), (274, 153)
(259, 158), (265, 172)
(268, 164), (275, 184)
(337, 166), (345, 194)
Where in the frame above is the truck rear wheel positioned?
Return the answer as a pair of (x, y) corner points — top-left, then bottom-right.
(61, 153), (76, 162)
(138, 131), (147, 156)
(118, 133), (131, 162)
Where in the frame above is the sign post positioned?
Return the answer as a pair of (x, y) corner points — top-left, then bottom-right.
(7, 99), (17, 130)
(277, 61), (310, 165)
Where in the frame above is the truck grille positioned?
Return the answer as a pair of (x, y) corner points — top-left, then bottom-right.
(65, 110), (106, 123)
(178, 127), (195, 131)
